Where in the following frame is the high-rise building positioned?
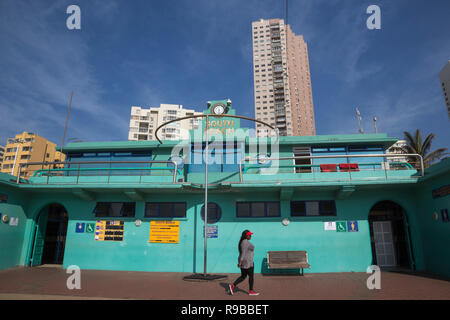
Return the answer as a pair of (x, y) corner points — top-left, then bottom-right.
(1, 131), (65, 178)
(252, 18), (316, 137)
(128, 104), (203, 141)
(0, 145), (4, 165)
(438, 60), (450, 119)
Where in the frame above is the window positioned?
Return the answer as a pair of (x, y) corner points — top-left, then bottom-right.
(236, 202), (280, 218)
(145, 202), (186, 218)
(291, 201), (336, 216)
(94, 202), (136, 217)
(201, 202), (222, 224)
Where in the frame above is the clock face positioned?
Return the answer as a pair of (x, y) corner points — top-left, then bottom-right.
(212, 103), (226, 115)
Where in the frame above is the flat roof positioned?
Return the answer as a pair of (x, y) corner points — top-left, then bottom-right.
(59, 133), (398, 153)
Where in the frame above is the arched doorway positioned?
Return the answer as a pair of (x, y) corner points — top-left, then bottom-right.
(30, 204), (68, 266)
(369, 201), (414, 270)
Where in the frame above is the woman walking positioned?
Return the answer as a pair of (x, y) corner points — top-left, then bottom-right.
(229, 230), (260, 296)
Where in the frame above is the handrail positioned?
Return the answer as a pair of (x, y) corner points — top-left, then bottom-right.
(242, 162), (413, 174)
(16, 160), (179, 184)
(33, 167), (182, 177)
(238, 153), (424, 183)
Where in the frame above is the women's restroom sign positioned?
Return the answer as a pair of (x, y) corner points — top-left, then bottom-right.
(347, 221), (359, 232)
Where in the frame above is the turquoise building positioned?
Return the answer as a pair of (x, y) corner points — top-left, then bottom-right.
(0, 100), (449, 278)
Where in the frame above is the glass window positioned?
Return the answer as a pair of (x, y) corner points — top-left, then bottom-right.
(201, 202), (222, 224)
(94, 202), (135, 217)
(236, 202), (280, 218)
(145, 202), (187, 218)
(291, 201), (336, 217)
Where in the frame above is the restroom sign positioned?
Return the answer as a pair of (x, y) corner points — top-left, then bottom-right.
(347, 221), (359, 232)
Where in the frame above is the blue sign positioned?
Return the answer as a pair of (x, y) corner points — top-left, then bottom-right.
(76, 223), (85, 233)
(347, 221), (359, 232)
(203, 225), (218, 238)
(442, 209), (449, 223)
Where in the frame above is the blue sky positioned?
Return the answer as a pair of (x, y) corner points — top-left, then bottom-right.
(0, 0), (448, 151)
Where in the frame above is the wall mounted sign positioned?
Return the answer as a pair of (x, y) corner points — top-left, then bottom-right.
(336, 221), (347, 232)
(85, 223), (95, 233)
(433, 212), (439, 221)
(324, 222), (336, 231)
(95, 220), (124, 241)
(432, 185), (450, 199)
(76, 223), (85, 233)
(347, 221), (359, 232)
(149, 220), (180, 243)
(203, 225), (218, 238)
(9, 217), (19, 226)
(442, 209), (449, 223)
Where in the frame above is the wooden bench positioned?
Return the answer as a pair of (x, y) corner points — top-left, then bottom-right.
(267, 251), (310, 275)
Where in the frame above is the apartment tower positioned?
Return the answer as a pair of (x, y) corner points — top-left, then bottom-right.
(1, 131), (65, 178)
(252, 18), (315, 137)
(438, 60), (450, 119)
(129, 104), (203, 141)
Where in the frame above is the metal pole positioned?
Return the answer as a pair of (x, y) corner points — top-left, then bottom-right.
(60, 91), (73, 161)
(204, 115), (209, 276)
(11, 140), (21, 176)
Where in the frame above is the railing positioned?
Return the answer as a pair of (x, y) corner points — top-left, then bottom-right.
(238, 154), (424, 183)
(16, 160), (180, 185)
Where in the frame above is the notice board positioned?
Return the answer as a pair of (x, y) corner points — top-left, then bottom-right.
(95, 220), (124, 241)
(149, 220), (180, 243)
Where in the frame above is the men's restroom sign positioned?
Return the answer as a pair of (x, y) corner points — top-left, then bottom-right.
(347, 221), (359, 232)
(76, 223), (85, 233)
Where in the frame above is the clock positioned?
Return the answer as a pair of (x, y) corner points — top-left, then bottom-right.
(211, 103), (226, 115)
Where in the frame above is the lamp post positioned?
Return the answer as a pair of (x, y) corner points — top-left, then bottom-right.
(154, 103), (277, 281)
(203, 114), (209, 276)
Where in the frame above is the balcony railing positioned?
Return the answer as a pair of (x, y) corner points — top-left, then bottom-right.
(238, 154), (424, 183)
(16, 161), (181, 185)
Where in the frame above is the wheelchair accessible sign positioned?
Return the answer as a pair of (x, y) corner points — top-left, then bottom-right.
(335, 221), (358, 232)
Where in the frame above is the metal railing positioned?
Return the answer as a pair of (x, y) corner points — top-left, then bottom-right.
(238, 154), (424, 183)
(17, 160), (180, 185)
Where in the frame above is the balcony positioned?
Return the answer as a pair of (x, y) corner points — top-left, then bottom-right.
(17, 160), (183, 185)
(238, 154), (423, 186)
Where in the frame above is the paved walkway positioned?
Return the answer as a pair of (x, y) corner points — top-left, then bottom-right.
(0, 266), (449, 300)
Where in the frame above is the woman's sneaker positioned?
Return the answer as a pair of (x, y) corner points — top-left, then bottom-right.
(249, 290), (260, 296)
(228, 284), (235, 295)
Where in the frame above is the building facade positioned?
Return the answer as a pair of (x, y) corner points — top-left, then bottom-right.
(252, 18), (315, 137)
(1, 132), (65, 179)
(0, 145), (4, 166)
(438, 60), (450, 119)
(0, 100), (449, 279)
(129, 104), (203, 141)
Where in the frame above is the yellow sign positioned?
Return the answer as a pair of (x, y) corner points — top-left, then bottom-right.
(149, 220), (180, 244)
(95, 220), (124, 241)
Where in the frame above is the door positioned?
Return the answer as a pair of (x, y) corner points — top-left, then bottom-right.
(30, 211), (48, 266)
(372, 221), (396, 267)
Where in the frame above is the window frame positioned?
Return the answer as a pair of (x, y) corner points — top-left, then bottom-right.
(236, 201), (281, 218)
(290, 200), (337, 217)
(145, 202), (187, 218)
(93, 202), (136, 218)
